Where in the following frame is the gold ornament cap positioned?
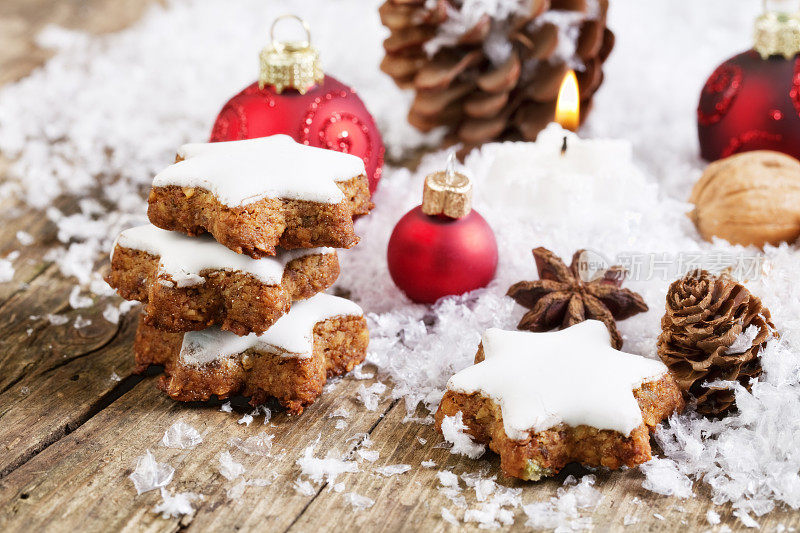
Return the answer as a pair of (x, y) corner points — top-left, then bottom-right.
(259, 15), (324, 94)
(754, 0), (800, 59)
(422, 153), (473, 219)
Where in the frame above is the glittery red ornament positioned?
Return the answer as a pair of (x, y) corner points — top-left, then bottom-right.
(698, 5), (800, 161)
(387, 159), (498, 303)
(210, 16), (384, 193)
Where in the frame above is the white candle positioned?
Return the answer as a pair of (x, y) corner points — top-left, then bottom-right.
(475, 123), (644, 220)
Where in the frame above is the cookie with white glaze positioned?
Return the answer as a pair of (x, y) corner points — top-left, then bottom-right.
(435, 321), (684, 480)
(147, 135), (373, 258)
(134, 293), (369, 414)
(107, 224), (339, 335)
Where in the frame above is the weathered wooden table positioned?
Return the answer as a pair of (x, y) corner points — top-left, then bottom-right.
(0, 2), (797, 531)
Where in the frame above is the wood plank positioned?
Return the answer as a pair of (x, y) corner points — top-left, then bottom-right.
(0, 307), (138, 477)
(0, 366), (395, 532)
(0, 1), (797, 531)
(0, 266), (122, 393)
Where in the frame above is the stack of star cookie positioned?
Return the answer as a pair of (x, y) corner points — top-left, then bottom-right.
(106, 135), (372, 414)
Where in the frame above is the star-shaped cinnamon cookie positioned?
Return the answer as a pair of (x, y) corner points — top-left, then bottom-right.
(147, 135), (373, 257)
(435, 321), (684, 480)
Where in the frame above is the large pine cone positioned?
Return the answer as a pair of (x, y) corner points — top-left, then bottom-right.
(379, 0), (614, 148)
(657, 270), (775, 416)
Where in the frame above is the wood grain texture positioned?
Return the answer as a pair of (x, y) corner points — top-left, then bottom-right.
(0, 369), (395, 532)
(0, 1), (798, 532)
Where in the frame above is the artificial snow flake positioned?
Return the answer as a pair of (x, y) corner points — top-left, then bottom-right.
(640, 458), (693, 499)
(523, 475), (602, 530)
(460, 476), (522, 529)
(228, 433), (274, 456)
(69, 286), (92, 309)
(227, 479), (247, 500)
(102, 304), (120, 324)
(218, 452), (245, 481)
(734, 510), (760, 529)
(351, 364), (375, 380)
(357, 449), (380, 463)
(73, 315), (92, 329)
(152, 488), (202, 518)
(102, 301), (137, 324)
(373, 464), (411, 477)
(161, 421), (202, 449)
(227, 478), (273, 500)
(296, 444), (359, 485)
(345, 492), (375, 510)
(440, 412), (485, 459)
(16, 230), (33, 245)
(328, 408), (350, 419)
(402, 415), (435, 425)
(0, 257), (15, 282)
(437, 470), (460, 488)
(129, 450), (174, 495)
(356, 382), (387, 411)
(46, 314), (69, 326)
(294, 478), (316, 496)
(441, 507), (459, 525)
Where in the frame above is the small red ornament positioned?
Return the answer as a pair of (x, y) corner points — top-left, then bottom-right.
(210, 15), (384, 193)
(698, 3), (800, 161)
(387, 155), (498, 303)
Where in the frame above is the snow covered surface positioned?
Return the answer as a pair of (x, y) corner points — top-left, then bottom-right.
(0, 0), (797, 528)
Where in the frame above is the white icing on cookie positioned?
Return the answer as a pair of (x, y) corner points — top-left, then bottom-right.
(180, 293), (363, 365)
(446, 321), (668, 439)
(152, 135), (366, 207)
(113, 224), (333, 288)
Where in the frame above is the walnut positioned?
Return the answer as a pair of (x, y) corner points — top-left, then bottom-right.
(689, 150), (800, 247)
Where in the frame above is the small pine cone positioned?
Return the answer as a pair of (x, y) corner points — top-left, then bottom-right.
(379, 0), (614, 147)
(657, 270), (775, 416)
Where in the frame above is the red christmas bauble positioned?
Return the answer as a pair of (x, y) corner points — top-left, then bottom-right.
(210, 76), (385, 193)
(698, 50), (800, 161)
(387, 206), (498, 304)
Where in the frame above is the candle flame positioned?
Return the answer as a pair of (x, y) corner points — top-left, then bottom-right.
(555, 70), (580, 132)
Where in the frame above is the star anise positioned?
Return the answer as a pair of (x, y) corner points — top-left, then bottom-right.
(507, 247), (649, 349)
